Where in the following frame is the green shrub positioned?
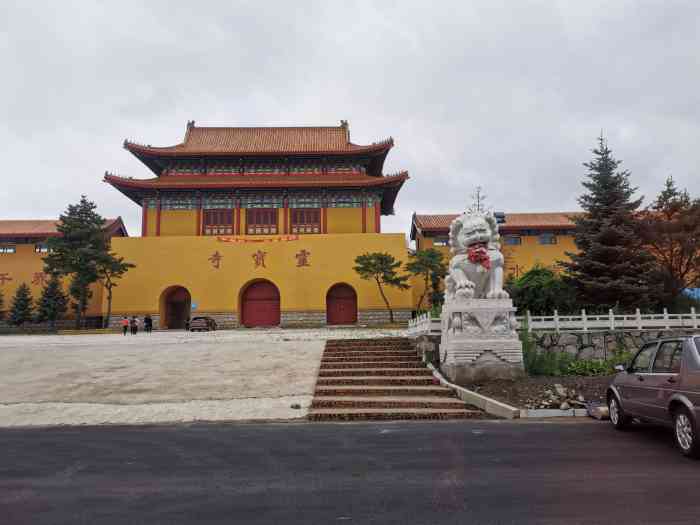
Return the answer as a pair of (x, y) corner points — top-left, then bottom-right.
(522, 331), (632, 377)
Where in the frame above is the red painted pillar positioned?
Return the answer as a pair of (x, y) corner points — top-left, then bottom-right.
(361, 196), (367, 233)
(283, 197), (289, 234)
(235, 197), (241, 235)
(141, 198), (148, 237)
(375, 202), (381, 233)
(196, 194), (202, 236)
(156, 194), (162, 236)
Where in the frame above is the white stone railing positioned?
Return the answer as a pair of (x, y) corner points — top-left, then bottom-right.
(522, 307), (700, 333)
(407, 312), (442, 337)
(407, 307), (700, 336)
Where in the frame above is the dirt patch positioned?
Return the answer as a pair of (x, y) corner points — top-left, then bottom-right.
(467, 375), (614, 409)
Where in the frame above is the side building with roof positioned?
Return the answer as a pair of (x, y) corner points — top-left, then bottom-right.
(96, 121), (412, 329)
(0, 218), (128, 326)
(410, 212), (579, 308)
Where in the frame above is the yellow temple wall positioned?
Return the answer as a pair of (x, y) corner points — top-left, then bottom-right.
(326, 208), (363, 233)
(105, 233), (413, 317)
(158, 210), (198, 236)
(144, 208), (158, 237)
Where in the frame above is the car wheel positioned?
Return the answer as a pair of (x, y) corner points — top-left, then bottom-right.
(608, 395), (631, 430)
(673, 407), (700, 459)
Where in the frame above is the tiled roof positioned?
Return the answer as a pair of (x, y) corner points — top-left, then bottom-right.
(124, 121), (394, 156)
(0, 218), (127, 239)
(104, 172), (409, 215)
(104, 172), (408, 190)
(411, 212), (580, 239)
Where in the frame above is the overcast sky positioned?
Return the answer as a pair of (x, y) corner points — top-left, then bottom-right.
(2, 1), (699, 239)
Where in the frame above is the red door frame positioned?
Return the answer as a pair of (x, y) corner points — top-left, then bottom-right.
(326, 283), (358, 325)
(241, 280), (280, 327)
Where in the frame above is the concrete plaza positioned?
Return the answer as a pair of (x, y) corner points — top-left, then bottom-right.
(0, 327), (403, 427)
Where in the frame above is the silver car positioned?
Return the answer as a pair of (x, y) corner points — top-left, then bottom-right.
(607, 335), (700, 458)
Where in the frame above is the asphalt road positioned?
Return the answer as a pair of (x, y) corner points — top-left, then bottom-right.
(1, 419), (698, 525)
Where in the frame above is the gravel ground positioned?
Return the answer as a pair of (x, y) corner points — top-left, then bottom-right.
(0, 327), (404, 427)
(467, 375), (614, 408)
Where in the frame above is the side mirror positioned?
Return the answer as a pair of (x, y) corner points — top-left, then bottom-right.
(614, 364), (626, 373)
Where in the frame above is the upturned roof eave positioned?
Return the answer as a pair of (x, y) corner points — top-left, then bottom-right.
(103, 172), (408, 215)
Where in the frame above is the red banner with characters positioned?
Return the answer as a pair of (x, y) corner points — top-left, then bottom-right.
(217, 235), (300, 244)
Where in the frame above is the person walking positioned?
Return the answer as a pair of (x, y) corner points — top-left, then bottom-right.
(144, 314), (153, 334)
(121, 316), (129, 336)
(130, 316), (139, 335)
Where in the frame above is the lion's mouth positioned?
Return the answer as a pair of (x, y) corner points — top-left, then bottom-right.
(467, 242), (491, 269)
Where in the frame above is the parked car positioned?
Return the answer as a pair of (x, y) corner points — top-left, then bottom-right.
(189, 316), (217, 332)
(607, 335), (700, 458)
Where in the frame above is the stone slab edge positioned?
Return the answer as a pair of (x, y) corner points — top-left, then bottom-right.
(519, 408), (589, 418)
(427, 364), (520, 419)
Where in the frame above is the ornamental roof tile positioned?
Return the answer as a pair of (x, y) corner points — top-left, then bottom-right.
(124, 121), (394, 156)
(0, 218), (128, 239)
(104, 172), (408, 190)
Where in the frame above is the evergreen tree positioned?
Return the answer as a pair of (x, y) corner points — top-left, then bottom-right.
(36, 275), (68, 330)
(405, 249), (447, 312)
(44, 196), (107, 328)
(96, 252), (135, 328)
(562, 136), (659, 311)
(354, 252), (410, 323)
(638, 177), (700, 309)
(9, 283), (34, 326)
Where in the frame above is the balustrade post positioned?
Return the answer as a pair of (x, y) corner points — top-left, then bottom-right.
(581, 309), (588, 332)
(526, 310), (532, 333)
(609, 309), (615, 330)
(663, 307), (669, 330)
(692, 307), (698, 329)
(636, 308), (642, 330)
(554, 309), (560, 333)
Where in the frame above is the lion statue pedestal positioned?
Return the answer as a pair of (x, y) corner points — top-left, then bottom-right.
(439, 210), (524, 384)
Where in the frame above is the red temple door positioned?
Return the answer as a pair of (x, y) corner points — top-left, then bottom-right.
(326, 284), (357, 325)
(242, 281), (280, 327)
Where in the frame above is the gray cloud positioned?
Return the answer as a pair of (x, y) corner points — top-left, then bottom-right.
(2, 1), (699, 238)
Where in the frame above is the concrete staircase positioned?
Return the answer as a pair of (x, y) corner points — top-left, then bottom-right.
(308, 337), (482, 421)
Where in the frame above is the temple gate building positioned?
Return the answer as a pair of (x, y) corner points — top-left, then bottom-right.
(98, 121), (412, 328)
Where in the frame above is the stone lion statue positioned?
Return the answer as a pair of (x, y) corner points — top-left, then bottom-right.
(444, 210), (509, 301)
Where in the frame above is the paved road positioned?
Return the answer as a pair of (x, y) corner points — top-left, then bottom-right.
(1, 419), (698, 524)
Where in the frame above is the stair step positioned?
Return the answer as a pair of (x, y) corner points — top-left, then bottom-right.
(311, 397), (467, 409)
(326, 338), (409, 346)
(322, 356), (421, 363)
(322, 351), (417, 358)
(314, 386), (455, 397)
(308, 408), (480, 421)
(320, 361), (423, 369)
(318, 368), (433, 377)
(316, 377), (437, 386)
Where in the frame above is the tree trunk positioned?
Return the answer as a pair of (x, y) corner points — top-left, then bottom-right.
(104, 286), (113, 329)
(375, 277), (394, 324)
(415, 274), (429, 313)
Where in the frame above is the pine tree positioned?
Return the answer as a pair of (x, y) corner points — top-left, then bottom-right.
(44, 196), (108, 329)
(405, 249), (447, 312)
(96, 252), (135, 328)
(562, 136), (659, 312)
(354, 252), (410, 323)
(9, 283), (34, 326)
(36, 275), (68, 330)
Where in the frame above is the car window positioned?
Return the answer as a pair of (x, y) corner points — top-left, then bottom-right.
(630, 343), (657, 373)
(652, 341), (683, 373)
